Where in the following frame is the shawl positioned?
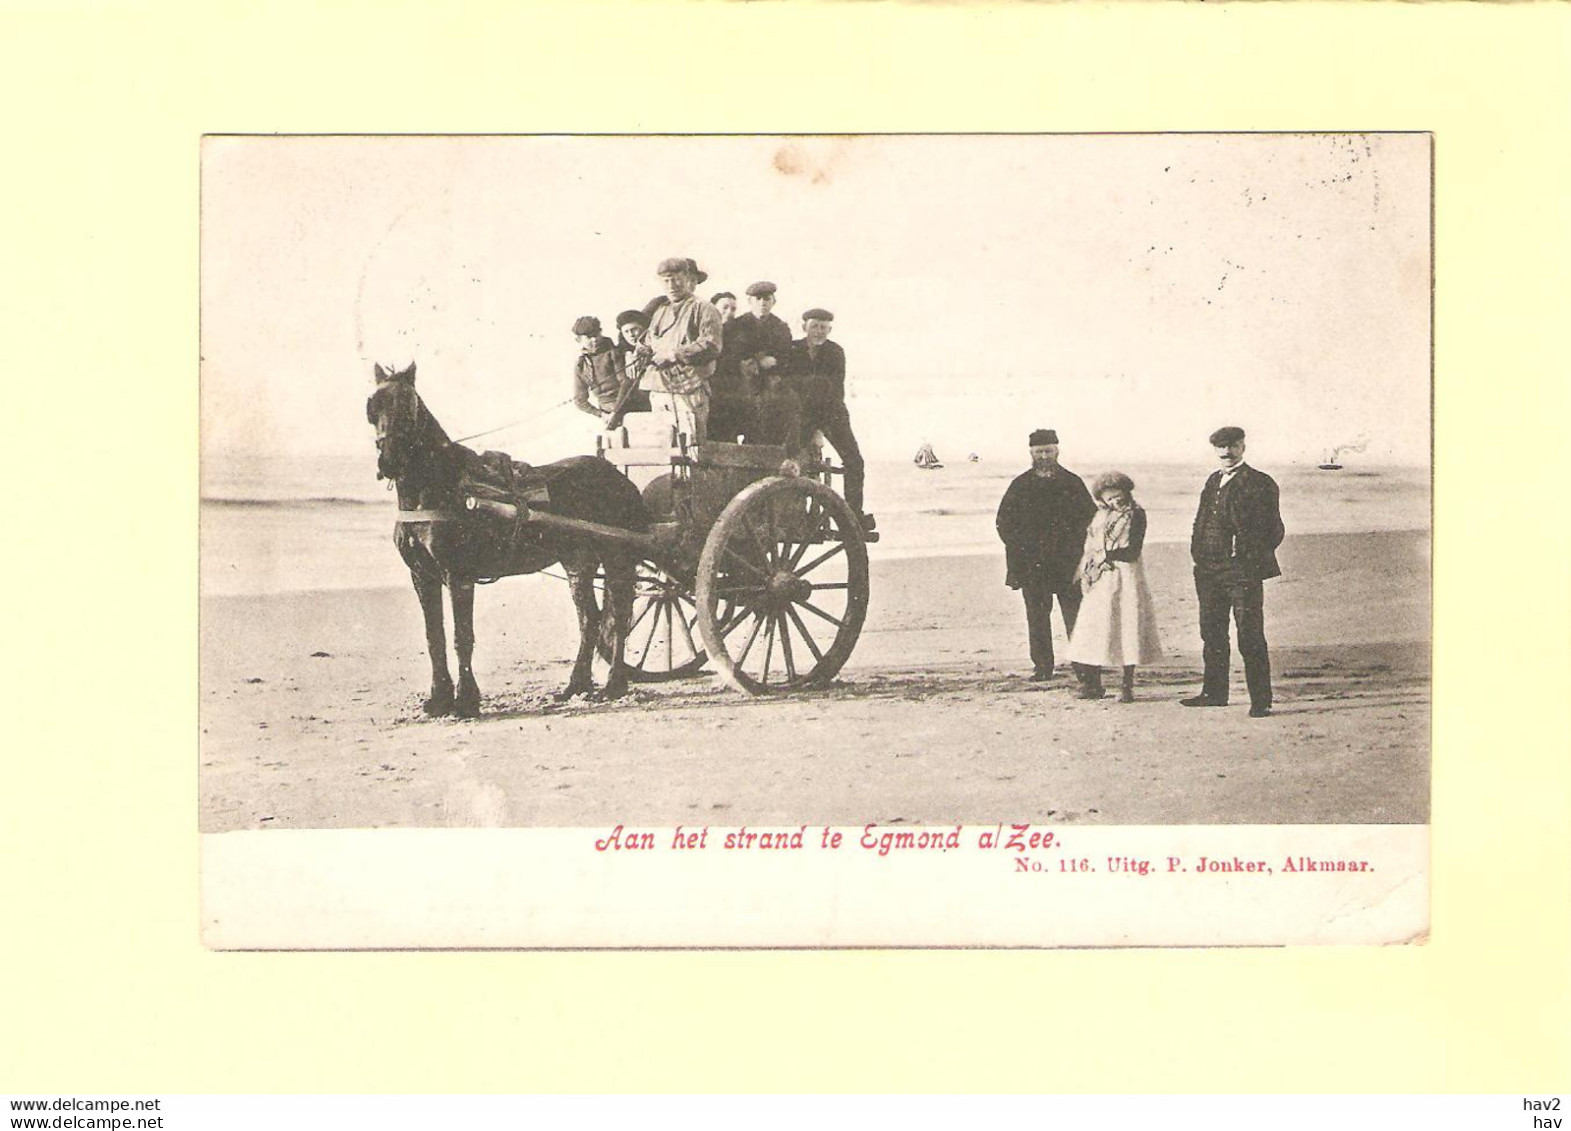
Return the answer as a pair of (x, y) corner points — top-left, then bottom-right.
(1079, 504), (1137, 592)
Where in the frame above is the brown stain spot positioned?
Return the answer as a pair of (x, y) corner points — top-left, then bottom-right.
(771, 141), (844, 185)
(773, 145), (805, 177)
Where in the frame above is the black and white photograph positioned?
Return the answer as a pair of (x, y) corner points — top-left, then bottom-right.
(199, 133), (1431, 947)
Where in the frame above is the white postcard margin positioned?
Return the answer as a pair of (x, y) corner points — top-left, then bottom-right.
(202, 824), (1426, 949)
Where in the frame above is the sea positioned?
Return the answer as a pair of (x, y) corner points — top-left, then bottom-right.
(200, 451), (1431, 597)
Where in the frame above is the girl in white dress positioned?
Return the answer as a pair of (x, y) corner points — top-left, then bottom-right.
(1067, 472), (1163, 701)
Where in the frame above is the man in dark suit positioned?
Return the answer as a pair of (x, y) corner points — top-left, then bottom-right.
(996, 429), (1098, 683)
(1182, 425), (1286, 718)
(711, 280), (801, 445)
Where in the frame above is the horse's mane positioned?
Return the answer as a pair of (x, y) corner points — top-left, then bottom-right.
(375, 364), (455, 447)
(372, 363), (468, 492)
(413, 392), (453, 449)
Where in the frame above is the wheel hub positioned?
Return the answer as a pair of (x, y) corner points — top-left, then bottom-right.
(767, 570), (811, 605)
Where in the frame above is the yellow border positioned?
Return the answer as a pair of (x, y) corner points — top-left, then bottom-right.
(4, 1), (1569, 1093)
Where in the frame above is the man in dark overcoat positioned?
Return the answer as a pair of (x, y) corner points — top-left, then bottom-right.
(995, 429), (1097, 682)
(1182, 425), (1286, 717)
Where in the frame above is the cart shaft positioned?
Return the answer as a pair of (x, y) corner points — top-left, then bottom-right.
(465, 496), (673, 555)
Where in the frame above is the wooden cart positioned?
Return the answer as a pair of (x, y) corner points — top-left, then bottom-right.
(467, 434), (875, 695)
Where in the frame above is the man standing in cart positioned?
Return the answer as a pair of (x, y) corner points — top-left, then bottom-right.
(634, 257), (723, 445)
(734, 281), (794, 384)
(790, 307), (872, 532)
(708, 288), (755, 442)
(713, 280), (801, 446)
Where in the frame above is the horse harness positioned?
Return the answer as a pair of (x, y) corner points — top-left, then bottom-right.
(396, 455), (557, 585)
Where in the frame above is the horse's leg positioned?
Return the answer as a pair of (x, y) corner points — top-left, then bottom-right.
(411, 567), (455, 716)
(602, 554), (635, 700)
(557, 559), (602, 700)
(451, 580), (481, 718)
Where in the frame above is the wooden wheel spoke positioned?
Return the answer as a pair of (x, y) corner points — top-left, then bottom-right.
(765, 515), (783, 568)
(675, 603), (700, 658)
(797, 599), (845, 629)
(785, 502), (825, 568)
(784, 604), (825, 663)
(630, 615), (656, 668)
(665, 599), (674, 670)
(627, 595), (659, 636)
(807, 581), (850, 591)
(721, 544), (771, 581)
(796, 540), (847, 578)
(739, 510), (771, 564)
(761, 613), (777, 684)
(719, 604), (754, 638)
(778, 612), (797, 681)
(636, 597), (664, 665)
(734, 610), (767, 666)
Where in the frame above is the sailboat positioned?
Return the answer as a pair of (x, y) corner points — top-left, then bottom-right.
(913, 441), (944, 470)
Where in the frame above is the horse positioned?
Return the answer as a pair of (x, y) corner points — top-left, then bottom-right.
(365, 362), (648, 716)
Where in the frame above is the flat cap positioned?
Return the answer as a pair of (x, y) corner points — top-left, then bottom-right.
(571, 315), (601, 337)
(1208, 425), (1247, 445)
(656, 256), (708, 284)
(615, 309), (648, 329)
(745, 281), (777, 297)
(801, 307), (834, 322)
(1029, 429), (1059, 446)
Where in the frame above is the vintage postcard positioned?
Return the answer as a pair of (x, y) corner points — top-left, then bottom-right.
(199, 133), (1430, 948)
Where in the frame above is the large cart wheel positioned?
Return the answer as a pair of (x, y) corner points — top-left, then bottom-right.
(695, 476), (870, 694)
(598, 557), (708, 682)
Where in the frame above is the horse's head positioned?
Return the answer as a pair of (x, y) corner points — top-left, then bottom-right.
(366, 362), (420, 480)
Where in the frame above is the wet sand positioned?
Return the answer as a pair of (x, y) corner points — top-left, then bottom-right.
(199, 530), (1430, 832)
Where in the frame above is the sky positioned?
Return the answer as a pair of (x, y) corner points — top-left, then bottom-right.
(201, 133), (1430, 468)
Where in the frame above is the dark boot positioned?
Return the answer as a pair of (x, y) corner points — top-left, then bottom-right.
(1073, 664), (1105, 700)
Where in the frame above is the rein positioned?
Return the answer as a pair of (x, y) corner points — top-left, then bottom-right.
(453, 397), (574, 445)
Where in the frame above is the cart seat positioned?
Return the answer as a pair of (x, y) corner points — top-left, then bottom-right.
(596, 420), (686, 470)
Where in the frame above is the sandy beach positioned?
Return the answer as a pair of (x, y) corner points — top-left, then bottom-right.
(199, 529), (1430, 833)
